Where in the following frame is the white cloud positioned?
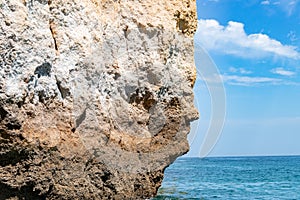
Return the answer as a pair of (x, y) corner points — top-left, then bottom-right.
(221, 75), (282, 86)
(275, 0), (299, 16)
(287, 0), (298, 15)
(200, 73), (298, 87)
(270, 67), (296, 76)
(287, 31), (298, 42)
(261, 0), (271, 5)
(229, 67), (238, 73)
(260, 0), (298, 16)
(240, 68), (253, 74)
(195, 19), (300, 59)
(229, 67), (252, 74)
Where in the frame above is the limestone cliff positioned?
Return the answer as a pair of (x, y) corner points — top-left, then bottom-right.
(0, 0), (198, 199)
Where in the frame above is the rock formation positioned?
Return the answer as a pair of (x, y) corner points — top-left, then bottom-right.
(0, 0), (198, 199)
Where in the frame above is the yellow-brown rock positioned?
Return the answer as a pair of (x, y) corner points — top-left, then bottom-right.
(0, 0), (198, 199)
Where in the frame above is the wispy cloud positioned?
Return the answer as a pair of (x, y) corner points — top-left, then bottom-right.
(221, 75), (281, 86)
(261, 0), (299, 16)
(272, 0), (299, 16)
(261, 0), (271, 5)
(286, 0), (299, 16)
(270, 67), (296, 76)
(287, 31), (298, 42)
(195, 19), (300, 59)
(229, 67), (253, 74)
(200, 73), (298, 87)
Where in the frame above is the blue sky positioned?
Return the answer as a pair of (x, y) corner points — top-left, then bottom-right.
(187, 0), (300, 157)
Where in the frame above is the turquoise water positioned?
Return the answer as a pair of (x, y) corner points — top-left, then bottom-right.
(154, 156), (300, 200)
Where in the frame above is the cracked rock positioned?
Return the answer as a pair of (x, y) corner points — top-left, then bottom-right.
(0, 0), (199, 199)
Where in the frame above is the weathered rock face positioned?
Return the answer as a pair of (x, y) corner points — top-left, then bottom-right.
(0, 0), (198, 199)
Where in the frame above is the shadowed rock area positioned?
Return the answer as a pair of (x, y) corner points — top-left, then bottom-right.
(0, 0), (198, 199)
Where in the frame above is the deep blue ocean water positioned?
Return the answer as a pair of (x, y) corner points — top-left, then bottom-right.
(153, 156), (300, 200)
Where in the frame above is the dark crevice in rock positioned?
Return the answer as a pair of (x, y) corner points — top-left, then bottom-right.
(0, 129), (25, 143)
(49, 22), (58, 52)
(100, 170), (111, 183)
(5, 118), (22, 130)
(34, 62), (52, 78)
(0, 149), (30, 167)
(0, 129), (11, 140)
(45, 184), (54, 197)
(48, 0), (58, 53)
(107, 65), (121, 80)
(0, 182), (46, 200)
(152, 175), (163, 184)
(137, 22), (157, 39)
(177, 18), (189, 33)
(75, 108), (86, 128)
(104, 183), (117, 194)
(17, 95), (26, 108)
(168, 45), (179, 59)
(37, 90), (47, 104)
(55, 76), (70, 99)
(47, 0), (58, 54)
(123, 25), (129, 39)
(134, 183), (142, 191)
(157, 86), (169, 98)
(48, 0), (59, 53)
(0, 106), (8, 122)
(129, 88), (156, 111)
(168, 97), (180, 107)
(84, 158), (93, 171)
(174, 10), (192, 34)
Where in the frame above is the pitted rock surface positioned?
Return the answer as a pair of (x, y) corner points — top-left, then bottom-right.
(0, 0), (198, 199)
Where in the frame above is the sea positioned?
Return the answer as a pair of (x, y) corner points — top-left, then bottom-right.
(153, 156), (300, 200)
